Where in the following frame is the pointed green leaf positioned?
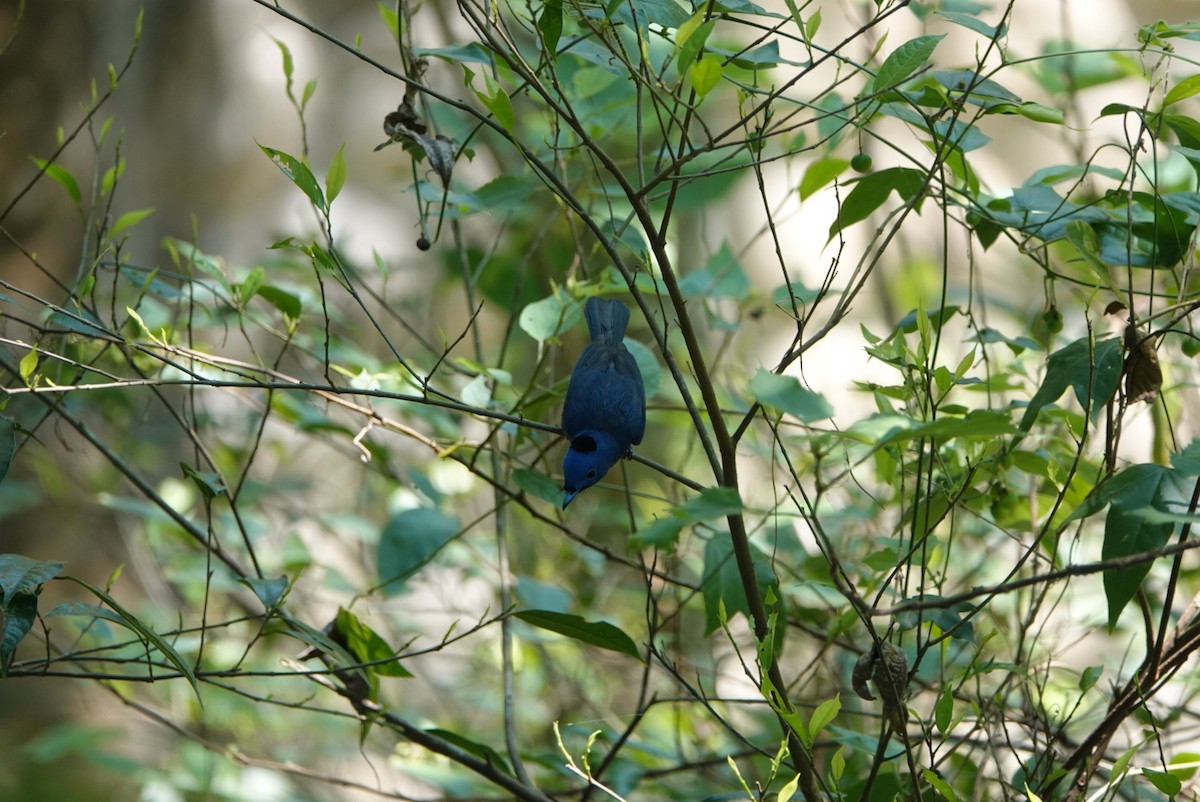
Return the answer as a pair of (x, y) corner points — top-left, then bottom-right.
(872, 34), (945, 91)
(809, 694), (841, 741)
(255, 285), (303, 320)
(1019, 336), (1123, 430)
(336, 607), (413, 677)
(1, 591), (37, 674)
(799, 157), (850, 200)
(326, 143), (347, 204)
(30, 157), (81, 207)
(0, 554), (63, 605)
(1144, 768), (1182, 796)
(1165, 74), (1200, 107)
(538, 0), (563, 55)
(66, 576), (201, 699)
(110, 207), (154, 239)
(829, 167), (927, 239)
(238, 575), (289, 609)
(515, 610), (641, 658)
(259, 144), (326, 212)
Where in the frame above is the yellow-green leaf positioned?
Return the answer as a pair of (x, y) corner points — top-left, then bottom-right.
(326, 143), (347, 204)
(690, 53), (723, 98)
(18, 348), (38, 384)
(110, 207), (154, 239)
(1165, 73), (1200, 106)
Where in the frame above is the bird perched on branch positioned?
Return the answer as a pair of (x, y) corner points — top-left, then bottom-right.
(561, 297), (645, 509)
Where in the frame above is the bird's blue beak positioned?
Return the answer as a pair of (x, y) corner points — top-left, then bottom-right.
(561, 490), (578, 509)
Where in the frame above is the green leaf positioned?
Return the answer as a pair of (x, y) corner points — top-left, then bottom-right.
(1099, 504), (1176, 629)
(425, 728), (513, 774)
(259, 144), (326, 212)
(100, 159), (126, 195)
(377, 507), (461, 593)
(631, 487), (743, 550)
(238, 576), (289, 609)
(179, 463), (227, 501)
(750, 369), (834, 422)
(414, 42), (496, 65)
(809, 694), (841, 741)
(1144, 768), (1183, 796)
(624, 338), (661, 398)
(924, 769), (960, 802)
(799, 157), (850, 200)
(1165, 73), (1200, 107)
(1, 591), (37, 674)
(632, 517), (687, 550)
(701, 536), (778, 634)
(18, 347), (37, 385)
(935, 687), (954, 733)
(675, 13), (714, 70)
(515, 610), (641, 659)
(690, 54), (723, 98)
(872, 34), (945, 91)
(66, 576), (201, 700)
(256, 285), (303, 320)
(778, 773), (800, 802)
(519, 293), (582, 343)
(936, 10), (1006, 38)
(472, 72), (515, 133)
(326, 143), (347, 204)
(0, 554), (64, 604)
(1019, 336), (1123, 430)
(538, 0), (563, 55)
(336, 607), (413, 677)
(30, 157), (82, 207)
(829, 167), (927, 239)
(1079, 665), (1103, 691)
(679, 242), (750, 301)
(513, 468), (561, 504)
(685, 486), (743, 518)
(109, 207), (154, 239)
(1064, 220), (1115, 293)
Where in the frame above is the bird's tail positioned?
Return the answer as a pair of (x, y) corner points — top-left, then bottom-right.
(583, 297), (630, 346)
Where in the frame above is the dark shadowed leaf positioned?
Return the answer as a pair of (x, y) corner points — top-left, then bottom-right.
(377, 508), (461, 593)
(515, 610), (641, 658)
(1019, 337), (1122, 430)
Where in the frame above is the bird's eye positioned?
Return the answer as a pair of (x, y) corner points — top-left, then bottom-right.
(586, 470), (596, 479)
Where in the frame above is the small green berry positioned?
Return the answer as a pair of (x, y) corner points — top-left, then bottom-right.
(850, 152), (873, 173)
(1043, 306), (1064, 334)
(1182, 337), (1200, 357)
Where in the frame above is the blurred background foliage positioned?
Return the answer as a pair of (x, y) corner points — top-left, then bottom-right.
(3, 1), (1200, 800)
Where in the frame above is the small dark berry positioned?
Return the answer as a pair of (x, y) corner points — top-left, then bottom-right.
(416, 237), (431, 251)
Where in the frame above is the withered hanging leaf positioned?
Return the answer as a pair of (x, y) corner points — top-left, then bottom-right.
(1123, 324), (1162, 404)
(852, 650), (875, 701)
(851, 641), (910, 731)
(377, 56), (457, 186)
(873, 640), (910, 731)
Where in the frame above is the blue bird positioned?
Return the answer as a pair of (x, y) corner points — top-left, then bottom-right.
(561, 297), (645, 509)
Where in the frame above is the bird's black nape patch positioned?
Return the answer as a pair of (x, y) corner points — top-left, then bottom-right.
(571, 434), (597, 452)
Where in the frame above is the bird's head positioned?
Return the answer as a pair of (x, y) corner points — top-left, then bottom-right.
(561, 430), (623, 508)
